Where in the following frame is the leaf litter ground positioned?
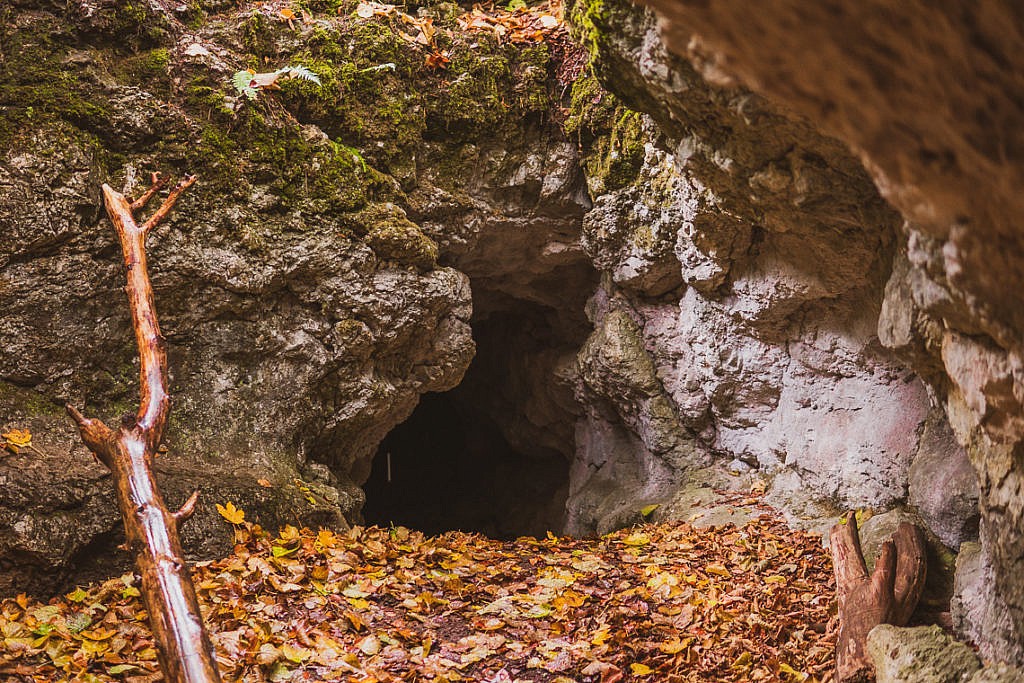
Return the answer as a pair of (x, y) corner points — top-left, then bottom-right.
(1, 493), (835, 682)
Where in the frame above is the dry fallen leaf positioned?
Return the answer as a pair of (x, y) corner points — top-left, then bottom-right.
(2, 428), (33, 454)
(215, 501), (245, 525)
(3, 489), (836, 682)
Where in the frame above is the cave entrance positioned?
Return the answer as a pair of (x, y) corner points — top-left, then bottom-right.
(362, 298), (586, 538)
(361, 390), (569, 538)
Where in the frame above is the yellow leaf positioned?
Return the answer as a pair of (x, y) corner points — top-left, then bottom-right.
(525, 603), (552, 618)
(271, 544), (298, 557)
(80, 637), (108, 656)
(779, 662), (808, 681)
(765, 575), (787, 584)
(659, 637), (692, 654)
(622, 533), (650, 547)
(316, 529), (338, 549)
(553, 591), (585, 609)
(630, 663), (653, 676)
(216, 501), (245, 525)
(639, 503), (660, 517)
(257, 478), (272, 488)
(732, 651), (753, 669)
(281, 643), (310, 663)
(108, 664), (139, 675)
(705, 563), (731, 577)
(2, 429), (32, 446)
(279, 7), (296, 19)
(80, 628), (117, 641)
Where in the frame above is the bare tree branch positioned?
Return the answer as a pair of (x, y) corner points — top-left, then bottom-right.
(142, 174), (196, 233)
(130, 171), (169, 211)
(68, 174), (221, 683)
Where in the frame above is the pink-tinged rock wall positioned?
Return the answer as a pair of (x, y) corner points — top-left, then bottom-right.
(563, 0), (950, 544)
(626, 0), (1024, 664)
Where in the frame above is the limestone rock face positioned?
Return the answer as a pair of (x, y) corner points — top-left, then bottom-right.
(909, 411), (980, 550)
(951, 542), (1024, 665)
(564, 0), (941, 536)
(867, 625), (981, 683)
(968, 664), (1024, 683)
(629, 0), (1024, 663)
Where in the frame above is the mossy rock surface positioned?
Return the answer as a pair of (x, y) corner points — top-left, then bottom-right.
(3, 0), (583, 592)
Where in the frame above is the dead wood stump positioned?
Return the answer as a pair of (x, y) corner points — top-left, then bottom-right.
(830, 511), (926, 682)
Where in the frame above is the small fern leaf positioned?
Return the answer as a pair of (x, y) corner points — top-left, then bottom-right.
(231, 69), (256, 95)
(356, 62), (396, 74)
(283, 65), (322, 85)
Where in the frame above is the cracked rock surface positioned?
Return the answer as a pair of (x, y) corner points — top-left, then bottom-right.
(629, 0), (1024, 664)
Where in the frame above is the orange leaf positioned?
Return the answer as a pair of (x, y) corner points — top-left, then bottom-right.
(216, 501), (245, 525)
(316, 529), (338, 549)
(425, 50), (451, 70)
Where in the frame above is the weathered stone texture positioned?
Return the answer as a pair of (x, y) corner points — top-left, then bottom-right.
(564, 0), (941, 538)
(867, 624), (981, 683)
(909, 410), (980, 550)
(622, 0), (1024, 663)
(0, 0), (573, 591)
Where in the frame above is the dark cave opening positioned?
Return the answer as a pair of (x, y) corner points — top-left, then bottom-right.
(362, 298), (587, 538)
(361, 390), (569, 538)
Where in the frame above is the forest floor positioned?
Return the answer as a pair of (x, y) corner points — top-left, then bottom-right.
(0, 491), (835, 683)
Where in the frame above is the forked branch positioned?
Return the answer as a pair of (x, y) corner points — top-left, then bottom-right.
(130, 171), (169, 211)
(67, 173), (221, 683)
(142, 174), (196, 233)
